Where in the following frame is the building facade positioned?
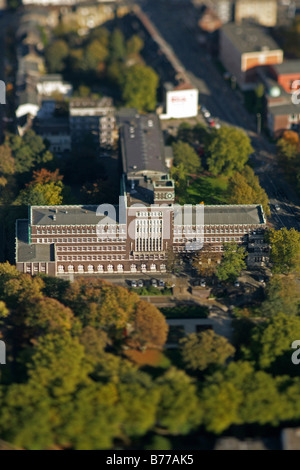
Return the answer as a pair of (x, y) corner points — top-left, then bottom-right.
(15, 109), (267, 277)
(220, 22), (283, 90)
(69, 97), (116, 150)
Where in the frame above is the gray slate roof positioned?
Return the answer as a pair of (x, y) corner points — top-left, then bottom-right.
(222, 22), (281, 54)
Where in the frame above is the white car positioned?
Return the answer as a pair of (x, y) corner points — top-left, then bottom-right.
(275, 204), (280, 211)
(200, 279), (206, 287)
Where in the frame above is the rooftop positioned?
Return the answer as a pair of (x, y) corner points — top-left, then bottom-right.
(272, 60), (300, 75)
(30, 205), (120, 226)
(16, 220), (54, 263)
(268, 103), (300, 115)
(70, 97), (114, 109)
(118, 109), (167, 179)
(174, 205), (265, 226)
(221, 22), (281, 54)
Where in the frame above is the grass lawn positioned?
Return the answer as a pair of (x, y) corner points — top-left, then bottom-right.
(177, 174), (229, 205)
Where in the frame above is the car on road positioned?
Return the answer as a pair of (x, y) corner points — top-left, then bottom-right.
(208, 117), (215, 127)
(200, 279), (206, 287)
(131, 280), (137, 288)
(274, 204), (280, 211)
(201, 105), (211, 118)
(258, 276), (265, 284)
(159, 279), (165, 287)
(151, 278), (158, 287)
(234, 280), (240, 287)
(138, 279), (144, 288)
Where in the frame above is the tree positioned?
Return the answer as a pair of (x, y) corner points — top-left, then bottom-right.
(260, 274), (300, 316)
(155, 368), (203, 435)
(15, 180), (64, 206)
(172, 140), (202, 175)
(31, 169), (63, 185)
(121, 64), (159, 112)
(227, 167), (270, 217)
(84, 40), (108, 71)
(207, 127), (253, 176)
(130, 300), (169, 350)
(243, 313), (300, 373)
(109, 28), (126, 62)
(64, 278), (139, 333)
(192, 245), (222, 277)
(7, 130), (53, 174)
(216, 242), (246, 282)
(180, 330), (235, 371)
(126, 35), (144, 57)
(0, 144), (15, 187)
(45, 39), (69, 72)
(268, 227), (300, 274)
(200, 361), (291, 433)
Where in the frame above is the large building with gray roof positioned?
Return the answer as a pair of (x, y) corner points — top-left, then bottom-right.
(15, 110), (267, 277)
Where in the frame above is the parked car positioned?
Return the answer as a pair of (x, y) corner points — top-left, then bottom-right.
(151, 278), (158, 287)
(201, 105), (211, 118)
(138, 279), (144, 288)
(258, 276), (265, 284)
(234, 280), (240, 287)
(159, 279), (165, 287)
(200, 279), (206, 287)
(274, 204), (280, 211)
(131, 280), (137, 288)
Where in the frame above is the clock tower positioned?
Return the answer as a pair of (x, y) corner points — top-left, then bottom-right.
(153, 177), (175, 204)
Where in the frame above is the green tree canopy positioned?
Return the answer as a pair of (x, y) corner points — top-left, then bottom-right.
(206, 127), (253, 176)
(121, 64), (159, 112)
(268, 227), (300, 274)
(216, 242), (246, 282)
(180, 330), (235, 372)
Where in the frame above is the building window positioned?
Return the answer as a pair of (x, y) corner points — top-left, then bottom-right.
(58, 265), (64, 273)
(97, 264), (104, 272)
(68, 265), (74, 272)
(107, 264), (114, 272)
(150, 263), (156, 271)
(130, 264), (137, 272)
(141, 263), (147, 272)
(88, 264), (94, 273)
(78, 264), (84, 273)
(117, 264), (124, 272)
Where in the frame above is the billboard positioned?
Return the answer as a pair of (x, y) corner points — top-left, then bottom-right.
(165, 88), (199, 119)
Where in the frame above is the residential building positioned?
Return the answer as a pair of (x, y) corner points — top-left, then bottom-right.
(219, 22), (283, 90)
(36, 74), (73, 98)
(33, 117), (71, 155)
(234, 0), (277, 27)
(203, 0), (277, 27)
(269, 60), (300, 94)
(69, 97), (116, 150)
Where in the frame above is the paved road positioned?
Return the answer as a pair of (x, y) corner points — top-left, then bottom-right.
(138, 0), (300, 230)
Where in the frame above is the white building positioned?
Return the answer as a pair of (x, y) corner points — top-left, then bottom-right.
(160, 82), (199, 120)
(37, 75), (73, 98)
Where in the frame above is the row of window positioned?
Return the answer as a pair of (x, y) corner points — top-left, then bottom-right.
(57, 263), (167, 274)
(34, 238), (126, 244)
(57, 255), (127, 261)
(56, 245), (126, 252)
(173, 236), (243, 243)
